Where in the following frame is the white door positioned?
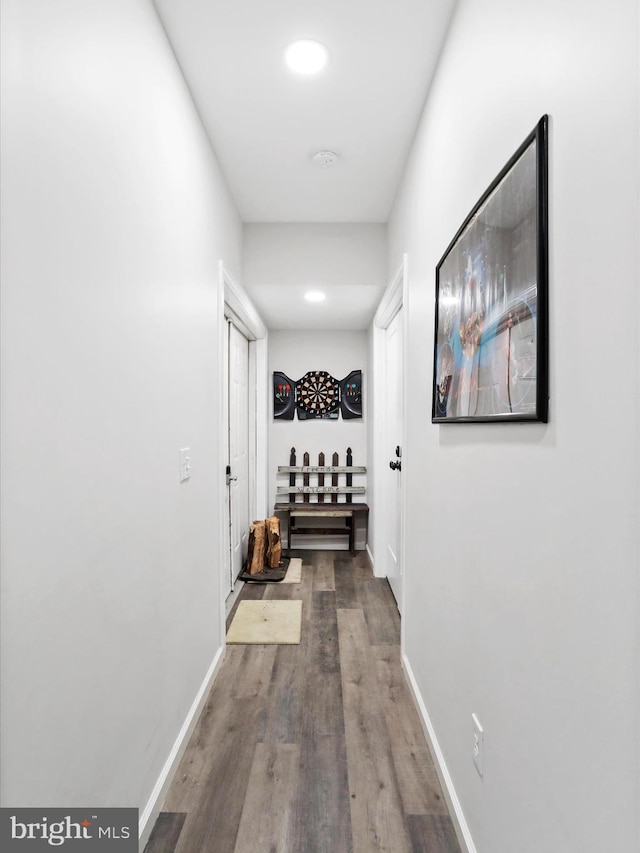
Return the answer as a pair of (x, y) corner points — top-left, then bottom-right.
(227, 321), (250, 594)
(385, 309), (404, 611)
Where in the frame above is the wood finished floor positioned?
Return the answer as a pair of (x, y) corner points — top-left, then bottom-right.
(144, 551), (461, 853)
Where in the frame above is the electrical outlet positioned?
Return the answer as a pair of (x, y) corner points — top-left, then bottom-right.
(179, 448), (192, 482)
(472, 713), (484, 777)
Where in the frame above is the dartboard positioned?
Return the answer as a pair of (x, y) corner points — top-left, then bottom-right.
(296, 371), (339, 415)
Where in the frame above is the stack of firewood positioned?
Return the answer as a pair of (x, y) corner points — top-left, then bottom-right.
(245, 516), (282, 575)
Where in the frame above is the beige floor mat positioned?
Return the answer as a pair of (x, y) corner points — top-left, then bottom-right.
(226, 599), (302, 644)
(280, 557), (302, 584)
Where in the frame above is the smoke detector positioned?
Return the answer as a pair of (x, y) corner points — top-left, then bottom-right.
(313, 150), (338, 168)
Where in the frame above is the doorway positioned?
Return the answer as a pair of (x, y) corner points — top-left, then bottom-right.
(218, 261), (268, 626)
(385, 307), (404, 609)
(373, 256), (407, 617)
(226, 320), (250, 595)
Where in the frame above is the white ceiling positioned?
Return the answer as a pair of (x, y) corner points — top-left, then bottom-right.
(152, 0), (457, 326)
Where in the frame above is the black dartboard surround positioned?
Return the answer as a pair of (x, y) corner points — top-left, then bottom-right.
(296, 371), (340, 416)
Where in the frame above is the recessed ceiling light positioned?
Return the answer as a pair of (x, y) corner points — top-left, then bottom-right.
(285, 40), (329, 75)
(304, 291), (326, 303)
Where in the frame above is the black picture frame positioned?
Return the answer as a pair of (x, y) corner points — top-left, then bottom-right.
(432, 115), (549, 423)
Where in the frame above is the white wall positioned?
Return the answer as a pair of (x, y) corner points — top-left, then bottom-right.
(268, 331), (368, 549)
(389, 1), (639, 851)
(0, 0), (241, 832)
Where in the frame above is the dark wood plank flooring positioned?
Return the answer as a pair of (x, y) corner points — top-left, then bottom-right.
(144, 550), (460, 853)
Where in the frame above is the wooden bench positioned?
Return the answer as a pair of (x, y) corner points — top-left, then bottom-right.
(274, 447), (368, 554)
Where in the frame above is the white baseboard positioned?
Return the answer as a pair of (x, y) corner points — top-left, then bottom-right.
(366, 543), (376, 572)
(138, 645), (226, 849)
(402, 653), (477, 853)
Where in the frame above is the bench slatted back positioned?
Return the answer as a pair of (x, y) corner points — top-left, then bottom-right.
(277, 447), (366, 504)
(318, 452), (325, 504)
(303, 452), (310, 503)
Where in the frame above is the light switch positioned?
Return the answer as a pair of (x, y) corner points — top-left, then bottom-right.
(180, 447), (192, 482)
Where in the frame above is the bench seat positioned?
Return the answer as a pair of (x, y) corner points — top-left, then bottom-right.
(274, 501), (369, 553)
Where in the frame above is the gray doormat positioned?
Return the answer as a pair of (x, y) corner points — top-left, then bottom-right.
(238, 556), (290, 583)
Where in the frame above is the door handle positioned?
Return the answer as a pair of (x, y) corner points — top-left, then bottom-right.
(389, 460), (401, 471)
(226, 465), (238, 486)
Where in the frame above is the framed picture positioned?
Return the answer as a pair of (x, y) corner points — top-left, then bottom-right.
(432, 115), (549, 423)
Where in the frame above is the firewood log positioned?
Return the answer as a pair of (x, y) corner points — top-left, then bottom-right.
(266, 516), (282, 568)
(246, 520), (267, 575)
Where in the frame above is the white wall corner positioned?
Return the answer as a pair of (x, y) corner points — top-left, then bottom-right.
(374, 254), (406, 329)
(402, 653), (478, 853)
(138, 645), (226, 849)
(366, 543), (375, 573)
(220, 260), (267, 342)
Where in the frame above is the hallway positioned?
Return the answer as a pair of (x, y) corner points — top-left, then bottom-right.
(3, 3), (639, 851)
(144, 551), (460, 853)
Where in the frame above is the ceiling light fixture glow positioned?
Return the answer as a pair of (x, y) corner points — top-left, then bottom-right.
(304, 291), (326, 303)
(285, 40), (328, 75)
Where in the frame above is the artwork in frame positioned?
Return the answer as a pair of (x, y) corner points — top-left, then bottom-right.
(432, 115), (549, 423)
